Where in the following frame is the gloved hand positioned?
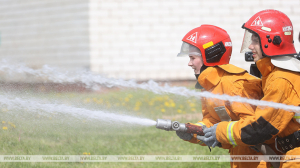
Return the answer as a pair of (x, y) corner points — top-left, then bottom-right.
(197, 123), (220, 148)
(176, 131), (193, 141)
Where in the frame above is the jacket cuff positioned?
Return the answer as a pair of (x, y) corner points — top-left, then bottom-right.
(216, 121), (231, 144)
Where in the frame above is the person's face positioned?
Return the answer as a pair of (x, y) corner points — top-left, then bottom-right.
(188, 55), (203, 74)
(248, 34), (264, 62)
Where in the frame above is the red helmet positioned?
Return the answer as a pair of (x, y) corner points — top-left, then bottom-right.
(177, 25), (232, 66)
(241, 9), (297, 57)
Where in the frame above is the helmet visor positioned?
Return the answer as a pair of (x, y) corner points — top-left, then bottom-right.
(177, 42), (202, 57)
(240, 30), (253, 53)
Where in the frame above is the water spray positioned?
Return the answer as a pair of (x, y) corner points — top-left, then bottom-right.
(1, 60), (300, 112)
(0, 94), (156, 127)
(155, 119), (204, 137)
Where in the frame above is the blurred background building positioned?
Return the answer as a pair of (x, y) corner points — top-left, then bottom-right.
(0, 0), (299, 81)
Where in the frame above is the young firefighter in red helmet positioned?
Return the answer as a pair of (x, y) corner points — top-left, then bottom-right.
(199, 10), (300, 167)
(176, 25), (272, 168)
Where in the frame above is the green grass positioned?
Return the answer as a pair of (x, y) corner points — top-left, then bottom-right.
(0, 88), (230, 168)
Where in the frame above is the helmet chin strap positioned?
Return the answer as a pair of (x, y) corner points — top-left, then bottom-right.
(194, 74), (203, 89)
(194, 65), (209, 90)
(200, 65), (208, 73)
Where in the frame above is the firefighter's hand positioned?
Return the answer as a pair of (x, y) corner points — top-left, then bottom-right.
(197, 123), (220, 148)
(176, 131), (193, 141)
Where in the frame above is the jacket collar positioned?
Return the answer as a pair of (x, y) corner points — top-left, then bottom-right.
(198, 66), (223, 91)
(256, 57), (275, 77)
(218, 64), (246, 74)
(198, 64), (247, 91)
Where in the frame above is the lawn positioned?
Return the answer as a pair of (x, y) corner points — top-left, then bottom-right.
(0, 85), (230, 168)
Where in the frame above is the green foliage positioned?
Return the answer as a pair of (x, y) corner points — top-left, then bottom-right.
(0, 88), (230, 168)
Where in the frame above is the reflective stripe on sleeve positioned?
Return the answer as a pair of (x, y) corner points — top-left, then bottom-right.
(227, 121), (237, 146)
(195, 122), (205, 127)
(293, 113), (300, 124)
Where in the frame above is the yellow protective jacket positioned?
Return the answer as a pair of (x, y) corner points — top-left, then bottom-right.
(187, 64), (271, 168)
(216, 58), (300, 167)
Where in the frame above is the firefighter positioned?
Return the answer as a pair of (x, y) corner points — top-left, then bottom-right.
(176, 25), (271, 168)
(200, 10), (300, 168)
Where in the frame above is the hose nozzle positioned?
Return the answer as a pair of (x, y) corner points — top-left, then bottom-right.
(156, 119), (186, 132)
(156, 119), (204, 136)
(156, 119), (172, 131)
